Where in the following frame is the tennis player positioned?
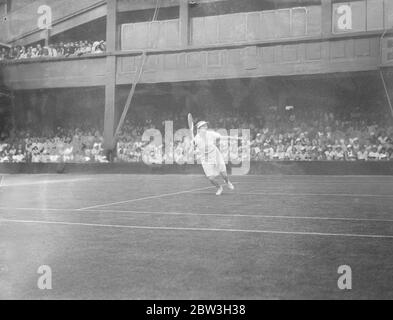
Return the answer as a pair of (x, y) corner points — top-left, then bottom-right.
(193, 121), (239, 196)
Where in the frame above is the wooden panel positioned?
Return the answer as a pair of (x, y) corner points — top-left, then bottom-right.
(351, 1), (367, 31)
(144, 55), (160, 72)
(204, 16), (219, 44)
(305, 42), (322, 60)
(330, 40), (347, 59)
(260, 11), (277, 39)
(227, 48), (243, 66)
(292, 7), (307, 37)
(307, 5), (322, 35)
(121, 23), (148, 50)
(190, 5), (322, 46)
(218, 13), (246, 43)
(121, 19), (180, 50)
(354, 38), (371, 57)
(187, 52), (203, 68)
(276, 9), (291, 38)
(207, 51), (221, 67)
(2, 57), (107, 89)
(244, 46), (258, 69)
(164, 54), (178, 69)
(381, 37), (393, 65)
(282, 45), (298, 62)
(345, 39), (355, 59)
(366, 0), (383, 31)
(149, 21), (161, 48)
(246, 12), (261, 41)
(165, 20), (180, 48)
(261, 46), (275, 63)
(369, 37), (379, 57)
(120, 56), (136, 73)
(385, 0), (393, 29)
(191, 17), (205, 46)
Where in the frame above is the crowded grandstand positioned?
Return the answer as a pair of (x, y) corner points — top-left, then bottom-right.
(1, 102), (392, 163)
(0, 40), (106, 61)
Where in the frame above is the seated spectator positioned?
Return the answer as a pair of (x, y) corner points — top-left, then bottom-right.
(48, 44), (58, 57)
(0, 47), (8, 60)
(19, 46), (28, 59)
(26, 46), (33, 58)
(0, 39), (106, 62)
(36, 44), (44, 57)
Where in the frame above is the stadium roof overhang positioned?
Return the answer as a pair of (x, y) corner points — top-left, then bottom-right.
(0, 85), (10, 98)
(0, 90), (10, 98)
(0, 42), (11, 48)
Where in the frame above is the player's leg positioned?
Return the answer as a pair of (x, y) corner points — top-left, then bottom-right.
(202, 162), (223, 195)
(220, 170), (234, 190)
(220, 170), (229, 184)
(217, 151), (234, 190)
(207, 175), (223, 195)
(220, 171), (234, 190)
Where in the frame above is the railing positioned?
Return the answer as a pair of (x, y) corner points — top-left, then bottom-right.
(191, 6), (322, 46)
(119, 0), (393, 50)
(120, 6), (322, 50)
(121, 19), (180, 50)
(381, 36), (393, 65)
(0, 35), (382, 89)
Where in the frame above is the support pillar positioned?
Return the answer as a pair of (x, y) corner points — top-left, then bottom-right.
(278, 87), (288, 111)
(179, 0), (190, 47)
(321, 0), (333, 38)
(104, 0), (117, 152)
(10, 90), (16, 139)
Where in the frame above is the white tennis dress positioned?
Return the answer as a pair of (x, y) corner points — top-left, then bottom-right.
(194, 130), (227, 177)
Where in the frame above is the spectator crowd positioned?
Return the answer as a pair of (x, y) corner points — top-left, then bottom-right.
(1, 106), (393, 163)
(0, 127), (107, 164)
(0, 40), (106, 61)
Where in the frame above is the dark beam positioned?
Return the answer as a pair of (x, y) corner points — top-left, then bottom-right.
(104, 0), (117, 151)
(117, 0), (322, 12)
(117, 0), (209, 12)
(321, 0), (332, 38)
(179, 0), (190, 47)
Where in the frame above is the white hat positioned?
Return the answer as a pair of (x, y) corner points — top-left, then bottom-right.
(196, 121), (208, 129)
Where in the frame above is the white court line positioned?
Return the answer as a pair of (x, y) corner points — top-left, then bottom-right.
(0, 178), (92, 187)
(81, 209), (393, 223)
(1, 207), (393, 223)
(192, 191), (393, 198)
(231, 180), (393, 185)
(1, 218), (393, 239)
(77, 185), (216, 211)
(234, 174), (393, 178)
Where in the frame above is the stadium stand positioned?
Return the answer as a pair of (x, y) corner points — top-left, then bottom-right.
(0, 40), (106, 61)
(1, 105), (393, 163)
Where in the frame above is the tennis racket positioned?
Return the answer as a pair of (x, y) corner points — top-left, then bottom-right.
(188, 113), (195, 140)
